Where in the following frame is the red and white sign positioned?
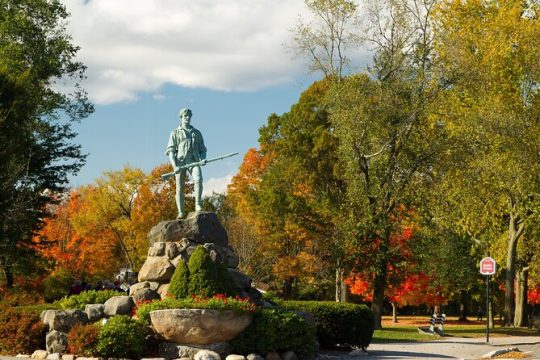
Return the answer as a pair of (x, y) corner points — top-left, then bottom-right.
(480, 257), (497, 275)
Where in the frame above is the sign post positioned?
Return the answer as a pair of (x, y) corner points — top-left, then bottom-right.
(480, 257), (496, 343)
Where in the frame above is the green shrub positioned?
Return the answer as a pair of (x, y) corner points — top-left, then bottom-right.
(94, 315), (147, 358)
(231, 308), (316, 360)
(57, 289), (120, 310)
(42, 268), (73, 302)
(168, 246), (237, 299)
(67, 323), (100, 356)
(168, 259), (190, 299)
(0, 307), (47, 355)
(278, 300), (375, 349)
(136, 295), (257, 326)
(188, 246), (221, 296)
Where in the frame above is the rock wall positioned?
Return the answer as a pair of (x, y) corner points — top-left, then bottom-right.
(131, 211), (260, 303)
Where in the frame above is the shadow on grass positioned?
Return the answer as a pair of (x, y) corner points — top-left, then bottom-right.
(373, 324), (540, 343)
(373, 326), (442, 343)
(446, 327), (540, 337)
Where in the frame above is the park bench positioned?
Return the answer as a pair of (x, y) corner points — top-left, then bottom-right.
(418, 313), (446, 335)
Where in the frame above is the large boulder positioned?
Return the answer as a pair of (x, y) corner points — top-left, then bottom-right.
(84, 304), (105, 322)
(150, 309), (252, 345)
(104, 296), (135, 316)
(148, 212), (228, 248)
(40, 310), (88, 332)
(129, 281), (161, 295)
(227, 269), (252, 289)
(132, 288), (162, 303)
(138, 256), (175, 282)
(46, 330), (68, 354)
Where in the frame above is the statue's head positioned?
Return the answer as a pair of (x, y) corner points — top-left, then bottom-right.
(179, 108), (192, 118)
(179, 108), (192, 128)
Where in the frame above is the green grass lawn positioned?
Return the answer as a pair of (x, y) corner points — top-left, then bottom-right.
(372, 316), (540, 343)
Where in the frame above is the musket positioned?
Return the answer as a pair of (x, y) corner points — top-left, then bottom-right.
(161, 152), (239, 180)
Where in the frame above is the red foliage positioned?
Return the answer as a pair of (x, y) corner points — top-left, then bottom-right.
(345, 217), (446, 307)
(528, 283), (540, 305)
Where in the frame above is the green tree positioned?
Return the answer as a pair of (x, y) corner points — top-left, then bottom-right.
(0, 0), (93, 286)
(433, 0), (540, 326)
(329, 0), (447, 329)
(255, 78), (346, 299)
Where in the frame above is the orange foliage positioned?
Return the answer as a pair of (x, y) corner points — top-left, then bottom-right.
(227, 148), (272, 221)
(33, 191), (119, 278)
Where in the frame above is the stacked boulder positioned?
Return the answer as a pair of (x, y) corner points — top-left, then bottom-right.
(39, 296), (135, 355)
(131, 211), (261, 303)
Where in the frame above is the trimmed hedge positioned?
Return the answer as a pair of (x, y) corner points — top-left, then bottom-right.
(277, 300), (374, 349)
(231, 308), (317, 360)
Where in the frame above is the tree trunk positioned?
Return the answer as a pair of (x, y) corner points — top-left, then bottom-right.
(282, 277), (295, 299)
(514, 267), (529, 327)
(504, 213), (525, 326)
(371, 269), (387, 330)
(391, 302), (398, 323)
(335, 266), (348, 303)
(0, 260), (14, 287)
(112, 227), (134, 270)
(459, 290), (468, 321)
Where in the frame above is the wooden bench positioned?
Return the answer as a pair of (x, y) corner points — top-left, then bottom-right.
(418, 313), (446, 335)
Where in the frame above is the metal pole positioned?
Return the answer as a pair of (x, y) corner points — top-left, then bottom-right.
(486, 275), (490, 343)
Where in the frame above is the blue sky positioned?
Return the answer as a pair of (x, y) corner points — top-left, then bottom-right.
(62, 0), (366, 194)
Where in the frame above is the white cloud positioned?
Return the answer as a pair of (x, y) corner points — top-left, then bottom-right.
(203, 174), (234, 197)
(63, 0), (307, 104)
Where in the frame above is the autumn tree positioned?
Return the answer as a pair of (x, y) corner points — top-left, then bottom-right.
(226, 148), (275, 287)
(433, 0), (540, 326)
(131, 163), (178, 261)
(69, 166), (146, 270)
(34, 192), (120, 279)
(0, 0), (93, 286)
(36, 164), (180, 279)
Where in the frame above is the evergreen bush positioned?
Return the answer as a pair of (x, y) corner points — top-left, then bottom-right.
(94, 315), (147, 358)
(168, 259), (190, 299)
(168, 246), (237, 299)
(231, 308), (317, 360)
(278, 300), (375, 349)
(188, 246), (221, 296)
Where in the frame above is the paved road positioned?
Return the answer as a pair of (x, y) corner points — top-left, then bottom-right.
(2, 336), (540, 360)
(345, 336), (540, 359)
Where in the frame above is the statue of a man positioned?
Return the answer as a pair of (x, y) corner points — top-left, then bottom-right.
(166, 108), (207, 218)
